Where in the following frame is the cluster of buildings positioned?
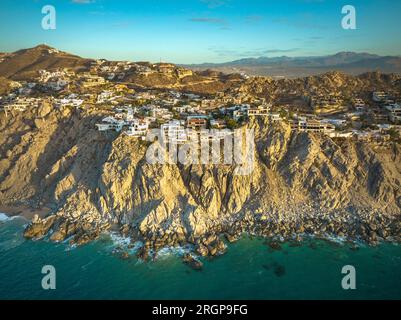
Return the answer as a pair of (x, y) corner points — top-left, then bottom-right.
(293, 91), (401, 141)
(88, 59), (195, 82)
(371, 91), (401, 124)
(309, 94), (346, 115)
(1, 66), (400, 146)
(94, 100), (275, 141)
(1, 97), (42, 115)
(37, 69), (74, 91)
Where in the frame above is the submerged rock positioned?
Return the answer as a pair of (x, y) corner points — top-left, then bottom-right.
(182, 253), (203, 270)
(267, 241), (282, 251)
(120, 251), (130, 260)
(273, 264), (286, 277)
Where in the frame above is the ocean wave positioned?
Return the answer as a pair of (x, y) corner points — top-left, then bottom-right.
(109, 232), (133, 247)
(0, 213), (14, 222)
(107, 232), (194, 259)
(155, 245), (194, 259)
(108, 232), (143, 254)
(0, 212), (21, 222)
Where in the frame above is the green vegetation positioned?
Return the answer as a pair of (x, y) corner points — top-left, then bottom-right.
(388, 128), (401, 143)
(225, 118), (240, 130)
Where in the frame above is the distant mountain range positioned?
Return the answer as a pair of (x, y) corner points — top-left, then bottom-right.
(185, 52), (401, 78)
(1, 45), (400, 81)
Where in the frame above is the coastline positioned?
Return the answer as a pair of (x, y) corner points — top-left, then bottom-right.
(0, 205), (51, 221)
(18, 202), (401, 267)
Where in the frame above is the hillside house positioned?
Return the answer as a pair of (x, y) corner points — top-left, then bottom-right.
(125, 119), (149, 137)
(291, 119), (335, 133)
(96, 116), (125, 132)
(186, 116), (208, 130)
(161, 120), (187, 144)
(385, 103), (401, 123)
(247, 104), (271, 117)
(373, 91), (390, 102)
(210, 119), (227, 129)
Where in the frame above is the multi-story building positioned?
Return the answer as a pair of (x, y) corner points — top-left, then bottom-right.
(373, 91), (390, 102)
(186, 116), (208, 130)
(96, 116), (125, 132)
(247, 104), (271, 117)
(290, 119), (335, 133)
(385, 103), (401, 123)
(125, 119), (149, 137)
(161, 120), (187, 144)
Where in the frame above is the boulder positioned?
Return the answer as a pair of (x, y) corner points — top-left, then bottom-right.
(182, 253), (203, 270)
(23, 215), (57, 239)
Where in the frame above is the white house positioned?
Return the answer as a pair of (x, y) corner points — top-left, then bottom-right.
(247, 104), (271, 117)
(161, 120), (187, 144)
(125, 119), (149, 137)
(96, 116), (125, 132)
(385, 103), (401, 123)
(321, 118), (348, 128)
(373, 92), (390, 102)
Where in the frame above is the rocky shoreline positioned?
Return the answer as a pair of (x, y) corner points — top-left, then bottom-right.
(22, 205), (401, 269)
(2, 110), (400, 269)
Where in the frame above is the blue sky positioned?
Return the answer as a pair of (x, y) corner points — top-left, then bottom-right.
(0, 0), (400, 63)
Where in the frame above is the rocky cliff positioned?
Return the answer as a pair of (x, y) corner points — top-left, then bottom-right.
(1, 103), (400, 257)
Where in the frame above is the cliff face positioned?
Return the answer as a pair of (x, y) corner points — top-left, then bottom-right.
(1, 104), (400, 252)
(233, 71), (401, 103)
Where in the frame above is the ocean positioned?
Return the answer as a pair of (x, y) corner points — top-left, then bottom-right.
(0, 214), (400, 300)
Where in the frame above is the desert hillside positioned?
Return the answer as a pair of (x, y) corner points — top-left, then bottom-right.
(1, 104), (400, 256)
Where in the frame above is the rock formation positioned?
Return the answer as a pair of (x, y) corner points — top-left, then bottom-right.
(1, 101), (400, 257)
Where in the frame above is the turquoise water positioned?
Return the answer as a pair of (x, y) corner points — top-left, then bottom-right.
(0, 216), (400, 300)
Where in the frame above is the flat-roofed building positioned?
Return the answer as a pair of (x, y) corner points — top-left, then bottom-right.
(161, 120), (187, 144)
(373, 91), (390, 102)
(210, 119), (227, 129)
(125, 119), (149, 137)
(385, 103), (401, 123)
(291, 119), (335, 133)
(247, 104), (270, 117)
(186, 116), (208, 130)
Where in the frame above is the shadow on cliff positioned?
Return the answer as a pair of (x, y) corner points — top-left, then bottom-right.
(30, 111), (117, 210)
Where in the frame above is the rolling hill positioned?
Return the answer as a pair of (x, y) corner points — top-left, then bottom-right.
(0, 44), (93, 80)
(186, 52), (401, 78)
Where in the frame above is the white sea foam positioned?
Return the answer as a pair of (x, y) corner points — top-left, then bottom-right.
(0, 213), (11, 221)
(108, 232), (194, 259)
(0, 213), (19, 222)
(155, 245), (193, 259)
(109, 232), (132, 247)
(108, 232), (143, 254)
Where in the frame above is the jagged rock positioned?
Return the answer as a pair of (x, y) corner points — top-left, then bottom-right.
(137, 246), (150, 261)
(50, 229), (67, 242)
(23, 215), (57, 239)
(182, 253), (203, 270)
(196, 243), (209, 257)
(225, 233), (240, 243)
(120, 224), (130, 237)
(267, 241), (282, 251)
(1, 98), (400, 253)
